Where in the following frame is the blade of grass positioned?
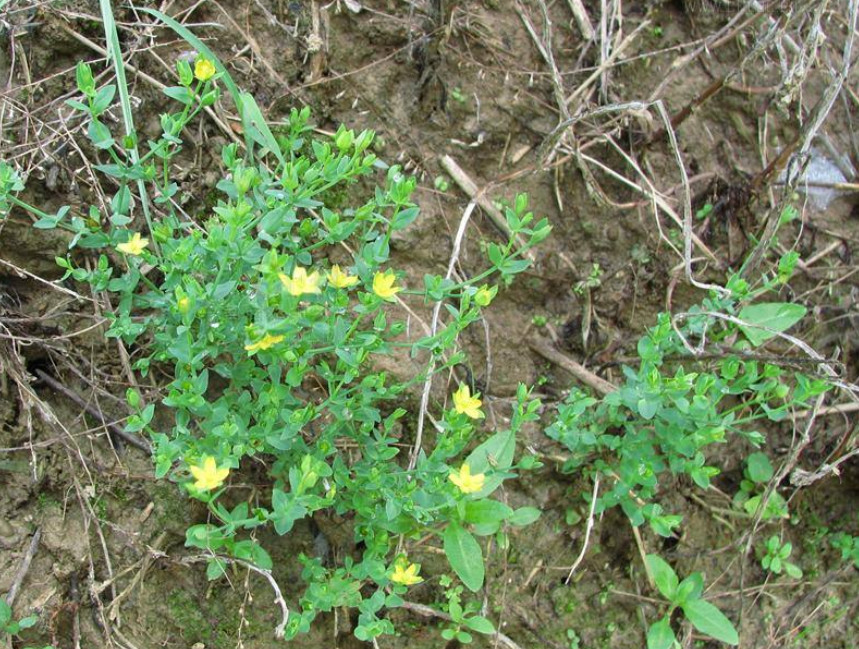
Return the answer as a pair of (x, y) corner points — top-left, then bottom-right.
(99, 0), (158, 252)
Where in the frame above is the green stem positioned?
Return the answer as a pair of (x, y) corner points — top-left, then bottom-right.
(99, 0), (159, 253)
(8, 196), (78, 234)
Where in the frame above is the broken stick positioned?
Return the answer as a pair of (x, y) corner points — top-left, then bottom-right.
(440, 155), (536, 261)
(528, 336), (616, 395)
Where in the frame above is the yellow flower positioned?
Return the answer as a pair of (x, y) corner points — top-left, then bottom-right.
(194, 57), (216, 82)
(244, 333), (285, 353)
(189, 456), (230, 491)
(177, 296), (191, 314)
(116, 232), (149, 256)
(279, 267), (322, 296)
(372, 271), (401, 300)
(474, 285), (497, 307)
(327, 265), (359, 289)
(449, 463), (485, 494)
(452, 384), (484, 419)
(390, 557), (423, 586)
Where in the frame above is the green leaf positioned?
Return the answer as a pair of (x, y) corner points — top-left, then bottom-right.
(391, 206), (419, 230)
(646, 554), (679, 601)
(464, 615), (495, 635)
(66, 98), (88, 112)
(647, 617), (676, 649)
(0, 599), (11, 627)
(681, 599), (739, 645)
(16, 614), (37, 630)
(206, 557), (227, 580)
(638, 397), (659, 420)
(455, 630), (473, 643)
(738, 303), (806, 347)
(444, 522), (484, 592)
(33, 215), (61, 229)
(250, 544), (273, 570)
(746, 452), (773, 483)
(163, 85), (194, 105)
(463, 429), (516, 497)
(784, 562), (803, 579)
(464, 500), (513, 527)
(467, 430), (515, 474)
(270, 488), (307, 535)
(240, 92), (285, 165)
(91, 84), (116, 114)
(88, 119), (114, 149)
(185, 524), (228, 550)
(743, 492), (789, 520)
(75, 61), (95, 95)
(507, 506), (541, 527)
(675, 572), (703, 604)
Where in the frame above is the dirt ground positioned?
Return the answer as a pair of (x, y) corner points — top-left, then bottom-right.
(1, 0), (858, 648)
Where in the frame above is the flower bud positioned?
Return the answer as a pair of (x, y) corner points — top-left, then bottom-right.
(176, 59), (193, 86)
(474, 284), (497, 307)
(76, 62), (95, 97)
(335, 128), (354, 151)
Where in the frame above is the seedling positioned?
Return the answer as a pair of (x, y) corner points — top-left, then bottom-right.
(645, 554), (739, 649)
(760, 535), (803, 578)
(573, 262), (603, 295)
(438, 578), (496, 644)
(0, 599), (50, 649)
(830, 532), (859, 569)
(733, 453), (789, 521)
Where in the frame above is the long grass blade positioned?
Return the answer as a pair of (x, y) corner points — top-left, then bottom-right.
(99, 0), (157, 251)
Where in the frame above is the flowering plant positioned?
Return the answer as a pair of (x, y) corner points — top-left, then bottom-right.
(2, 46), (550, 642)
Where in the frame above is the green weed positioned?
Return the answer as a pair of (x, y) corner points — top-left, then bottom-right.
(0, 12), (550, 642)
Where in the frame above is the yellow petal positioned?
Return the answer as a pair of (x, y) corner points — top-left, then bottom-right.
(372, 271), (400, 300)
(194, 58), (216, 81)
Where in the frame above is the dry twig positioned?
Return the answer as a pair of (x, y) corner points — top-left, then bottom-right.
(528, 336), (616, 396)
(6, 528), (41, 606)
(440, 155), (534, 260)
(400, 600), (526, 649)
(409, 201), (478, 470)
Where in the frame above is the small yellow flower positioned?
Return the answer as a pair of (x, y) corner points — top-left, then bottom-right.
(116, 232), (149, 256)
(177, 296), (191, 314)
(449, 463), (485, 494)
(327, 265), (359, 289)
(372, 270), (401, 301)
(244, 333), (285, 353)
(189, 456), (230, 491)
(474, 285), (497, 307)
(452, 384), (484, 419)
(194, 57), (216, 82)
(390, 557), (423, 585)
(279, 267), (322, 296)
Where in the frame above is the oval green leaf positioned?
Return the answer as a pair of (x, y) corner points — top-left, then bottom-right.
(738, 303), (806, 347)
(647, 617), (676, 649)
(444, 522), (484, 592)
(681, 599), (739, 645)
(646, 554), (679, 601)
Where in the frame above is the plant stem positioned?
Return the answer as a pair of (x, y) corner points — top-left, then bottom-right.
(99, 0), (159, 252)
